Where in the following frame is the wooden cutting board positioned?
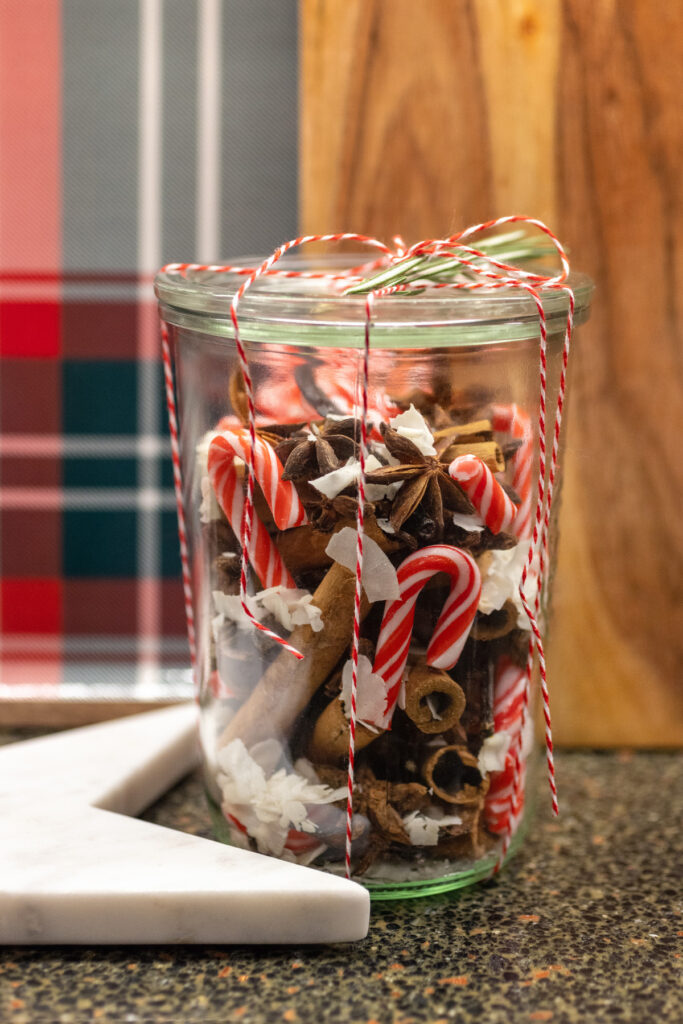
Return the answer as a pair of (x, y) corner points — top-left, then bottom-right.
(299, 0), (683, 746)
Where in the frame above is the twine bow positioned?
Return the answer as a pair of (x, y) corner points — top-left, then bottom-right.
(162, 215), (575, 879)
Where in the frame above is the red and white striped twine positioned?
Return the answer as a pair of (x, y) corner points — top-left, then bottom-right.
(160, 217), (575, 878)
(160, 323), (197, 683)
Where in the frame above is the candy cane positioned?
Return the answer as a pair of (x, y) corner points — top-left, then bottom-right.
(208, 451), (293, 589)
(484, 658), (529, 835)
(209, 431), (307, 530)
(208, 434), (301, 590)
(448, 454), (518, 534)
(490, 404), (533, 538)
(370, 545), (481, 729)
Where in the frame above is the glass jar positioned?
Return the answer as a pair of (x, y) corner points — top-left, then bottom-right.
(155, 255), (593, 899)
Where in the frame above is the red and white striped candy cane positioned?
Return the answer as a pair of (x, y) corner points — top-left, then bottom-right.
(207, 432), (304, 590)
(448, 454), (518, 534)
(209, 431), (307, 531)
(370, 545), (482, 730)
(484, 657), (529, 836)
(208, 441), (294, 590)
(490, 404), (533, 538)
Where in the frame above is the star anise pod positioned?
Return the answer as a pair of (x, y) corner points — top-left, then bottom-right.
(276, 419), (359, 482)
(364, 424), (474, 540)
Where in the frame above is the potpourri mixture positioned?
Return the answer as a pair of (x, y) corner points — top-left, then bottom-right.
(198, 368), (537, 884)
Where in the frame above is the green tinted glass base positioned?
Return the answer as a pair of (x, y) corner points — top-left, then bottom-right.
(206, 789), (529, 901)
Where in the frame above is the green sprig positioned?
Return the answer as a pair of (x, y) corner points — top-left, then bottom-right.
(344, 229), (556, 296)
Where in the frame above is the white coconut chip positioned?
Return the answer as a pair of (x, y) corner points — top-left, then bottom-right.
(479, 544), (538, 630)
(257, 586), (324, 633)
(402, 809), (464, 846)
(477, 731), (512, 774)
(212, 586), (323, 634)
(325, 526), (400, 602)
(389, 404), (436, 456)
(338, 655), (385, 732)
(309, 457), (360, 499)
(452, 510), (485, 533)
(217, 739), (347, 857)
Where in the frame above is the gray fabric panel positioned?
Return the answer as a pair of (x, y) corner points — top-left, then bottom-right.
(161, 0), (198, 265)
(220, 0), (298, 259)
(62, 0), (139, 272)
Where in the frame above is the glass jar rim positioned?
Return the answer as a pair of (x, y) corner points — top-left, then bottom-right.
(156, 253), (592, 323)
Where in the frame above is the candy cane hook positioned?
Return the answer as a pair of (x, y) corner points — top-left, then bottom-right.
(207, 440), (295, 590)
(370, 545), (482, 730)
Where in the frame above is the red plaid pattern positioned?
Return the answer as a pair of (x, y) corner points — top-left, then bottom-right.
(0, 0), (298, 710)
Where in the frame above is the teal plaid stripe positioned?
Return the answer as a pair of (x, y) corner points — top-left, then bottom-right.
(0, 0), (298, 696)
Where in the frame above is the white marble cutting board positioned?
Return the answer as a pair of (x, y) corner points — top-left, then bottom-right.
(0, 704), (369, 944)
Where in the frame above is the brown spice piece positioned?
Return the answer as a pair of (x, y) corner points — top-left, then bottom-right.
(213, 552), (241, 594)
(228, 367), (249, 424)
(203, 517), (238, 559)
(432, 418), (494, 448)
(307, 697), (380, 764)
(277, 432), (358, 482)
(403, 663), (466, 734)
(355, 780), (432, 845)
(353, 831), (390, 876)
(274, 516), (406, 573)
(287, 479), (376, 532)
(448, 385), (494, 422)
(421, 745), (490, 806)
(439, 440), (506, 473)
(444, 521), (518, 555)
(470, 600), (518, 641)
(427, 806), (492, 860)
(364, 791), (410, 844)
(365, 423), (474, 538)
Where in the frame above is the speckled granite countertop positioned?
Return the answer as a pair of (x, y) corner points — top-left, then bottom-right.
(1, 739), (681, 1024)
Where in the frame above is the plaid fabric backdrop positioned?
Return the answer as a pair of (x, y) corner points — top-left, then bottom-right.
(0, 0), (298, 705)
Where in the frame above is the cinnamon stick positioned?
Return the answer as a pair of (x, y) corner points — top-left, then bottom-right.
(421, 745), (490, 805)
(432, 419), (493, 443)
(307, 694), (379, 764)
(439, 440), (505, 472)
(403, 664), (466, 734)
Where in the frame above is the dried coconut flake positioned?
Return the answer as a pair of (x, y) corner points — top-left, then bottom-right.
(479, 543), (538, 629)
(339, 655), (386, 732)
(477, 731), (511, 774)
(402, 809), (464, 846)
(212, 586), (323, 634)
(217, 738), (346, 857)
(452, 510), (485, 533)
(325, 526), (400, 602)
(389, 404), (436, 456)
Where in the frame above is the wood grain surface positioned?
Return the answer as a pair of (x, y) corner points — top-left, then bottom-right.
(300, 0), (683, 745)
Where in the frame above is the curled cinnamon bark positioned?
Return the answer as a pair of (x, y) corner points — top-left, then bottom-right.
(403, 664), (466, 734)
(421, 745), (490, 805)
(470, 600), (518, 641)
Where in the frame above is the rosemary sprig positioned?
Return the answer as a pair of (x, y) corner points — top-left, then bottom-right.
(344, 230), (556, 295)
